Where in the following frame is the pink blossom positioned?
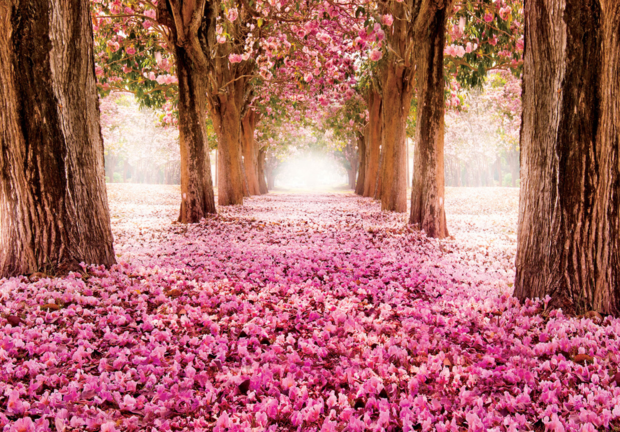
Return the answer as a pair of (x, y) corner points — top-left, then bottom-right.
(226, 7), (238, 22)
(125, 46), (136, 55)
(381, 14), (393, 26)
(10, 417), (35, 432)
(229, 53), (243, 63)
(369, 49), (382, 61)
(499, 6), (512, 20)
(516, 37), (524, 51)
(545, 414), (565, 432)
(484, 13), (494, 23)
(100, 422), (118, 432)
(144, 9), (156, 19)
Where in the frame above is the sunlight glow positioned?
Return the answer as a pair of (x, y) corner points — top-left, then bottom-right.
(275, 151), (347, 191)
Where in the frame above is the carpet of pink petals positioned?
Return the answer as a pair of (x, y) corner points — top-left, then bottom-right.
(2, 184), (620, 432)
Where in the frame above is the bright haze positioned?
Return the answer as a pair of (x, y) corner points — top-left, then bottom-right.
(274, 151), (347, 191)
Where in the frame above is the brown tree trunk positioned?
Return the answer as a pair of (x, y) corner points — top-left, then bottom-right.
(409, 8), (449, 239)
(364, 91), (382, 198)
(355, 133), (366, 195)
(257, 147), (268, 194)
(380, 62), (410, 213)
(515, 0), (620, 315)
(0, 0), (115, 277)
(241, 110), (261, 195)
(375, 145), (383, 200)
(174, 44), (217, 222)
(212, 96), (245, 206)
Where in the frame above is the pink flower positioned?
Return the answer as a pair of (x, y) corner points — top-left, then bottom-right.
(304, 72), (314, 82)
(125, 46), (136, 55)
(516, 37), (524, 51)
(369, 49), (382, 61)
(545, 414), (565, 432)
(217, 35), (226, 44)
(101, 422), (118, 432)
(229, 53), (243, 63)
(484, 13), (494, 23)
(215, 412), (231, 431)
(144, 9), (156, 19)
(107, 40), (120, 52)
(11, 417), (35, 432)
(499, 6), (512, 20)
(381, 14), (393, 26)
(256, 412), (268, 427)
(226, 8), (238, 22)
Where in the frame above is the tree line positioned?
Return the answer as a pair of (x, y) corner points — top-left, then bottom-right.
(0, 0), (618, 315)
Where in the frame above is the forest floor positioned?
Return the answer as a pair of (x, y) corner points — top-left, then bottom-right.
(1, 185), (619, 432)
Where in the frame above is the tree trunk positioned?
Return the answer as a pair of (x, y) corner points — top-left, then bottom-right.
(364, 91), (382, 198)
(347, 168), (356, 189)
(515, 0), (620, 315)
(213, 150), (218, 188)
(375, 145), (383, 200)
(409, 8), (449, 239)
(212, 96), (245, 206)
(0, 0), (115, 276)
(257, 147), (268, 194)
(380, 62), (410, 213)
(355, 133), (366, 195)
(241, 110), (261, 195)
(174, 44), (217, 222)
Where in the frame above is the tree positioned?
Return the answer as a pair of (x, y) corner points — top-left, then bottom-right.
(155, 0), (218, 219)
(408, 4), (453, 237)
(0, 0), (115, 277)
(515, 0), (620, 315)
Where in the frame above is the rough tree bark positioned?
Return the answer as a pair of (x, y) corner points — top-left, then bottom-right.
(380, 60), (410, 212)
(0, 0), (115, 277)
(241, 110), (261, 195)
(157, 0), (216, 222)
(409, 6), (450, 238)
(212, 95), (245, 205)
(355, 133), (366, 195)
(364, 91), (382, 198)
(174, 44), (217, 221)
(515, 0), (620, 315)
(379, 0), (454, 216)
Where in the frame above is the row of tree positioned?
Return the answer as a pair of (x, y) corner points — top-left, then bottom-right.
(1, 0), (619, 315)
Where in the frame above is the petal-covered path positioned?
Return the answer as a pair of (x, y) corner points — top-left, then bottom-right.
(1, 186), (619, 432)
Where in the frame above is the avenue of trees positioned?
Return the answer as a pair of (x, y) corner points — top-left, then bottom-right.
(0, 0), (618, 314)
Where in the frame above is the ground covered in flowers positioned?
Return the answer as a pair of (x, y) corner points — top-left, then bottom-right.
(2, 185), (620, 432)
